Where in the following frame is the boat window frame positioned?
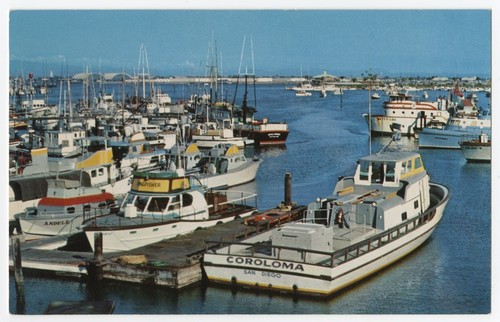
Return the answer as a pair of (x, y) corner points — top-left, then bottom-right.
(147, 197), (170, 213)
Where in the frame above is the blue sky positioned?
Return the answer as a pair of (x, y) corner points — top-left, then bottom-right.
(8, 9), (492, 78)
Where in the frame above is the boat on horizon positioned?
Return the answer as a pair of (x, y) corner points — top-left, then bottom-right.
(203, 148), (450, 297)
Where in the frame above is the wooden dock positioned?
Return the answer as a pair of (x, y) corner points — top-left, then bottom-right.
(9, 205), (306, 289)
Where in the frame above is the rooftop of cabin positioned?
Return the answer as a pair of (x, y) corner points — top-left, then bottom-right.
(358, 151), (422, 163)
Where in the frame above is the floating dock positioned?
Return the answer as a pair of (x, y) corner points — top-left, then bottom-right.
(9, 205), (306, 289)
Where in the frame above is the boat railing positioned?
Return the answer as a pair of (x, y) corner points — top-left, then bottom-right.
(207, 190), (258, 209)
(206, 184), (448, 269)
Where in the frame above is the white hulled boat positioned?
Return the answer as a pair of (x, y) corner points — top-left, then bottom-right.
(195, 144), (261, 189)
(363, 92), (450, 136)
(15, 179), (116, 240)
(203, 148), (450, 297)
(459, 133), (491, 162)
(81, 169), (257, 253)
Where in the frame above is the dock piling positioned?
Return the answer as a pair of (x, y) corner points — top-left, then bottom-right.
(284, 172), (292, 207)
(11, 236), (26, 310)
(87, 233), (104, 282)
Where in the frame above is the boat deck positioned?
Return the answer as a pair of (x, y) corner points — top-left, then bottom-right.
(9, 206), (306, 289)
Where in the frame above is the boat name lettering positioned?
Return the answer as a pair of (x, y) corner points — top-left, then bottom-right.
(226, 256), (304, 272)
(44, 220), (71, 226)
(138, 181), (162, 188)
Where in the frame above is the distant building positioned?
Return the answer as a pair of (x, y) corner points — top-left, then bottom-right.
(461, 77), (477, 82)
(311, 71), (338, 86)
(432, 77), (449, 82)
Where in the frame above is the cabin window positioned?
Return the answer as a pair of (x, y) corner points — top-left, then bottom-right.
(359, 160), (370, 181)
(67, 207), (75, 214)
(401, 212), (407, 221)
(401, 161), (407, 174)
(386, 162), (396, 182)
(168, 196), (181, 211)
(91, 169), (97, 177)
(62, 140), (69, 147)
(147, 197), (169, 212)
(414, 200), (419, 209)
(414, 157), (423, 169)
(182, 194), (193, 207)
(83, 205), (91, 212)
(372, 162), (384, 183)
(406, 159), (413, 173)
(134, 196), (149, 212)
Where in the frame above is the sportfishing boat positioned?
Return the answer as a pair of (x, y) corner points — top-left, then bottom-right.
(81, 169), (257, 253)
(417, 114), (491, 149)
(203, 147), (450, 297)
(459, 133), (491, 162)
(195, 143), (261, 189)
(15, 179), (116, 240)
(191, 122), (253, 149)
(363, 91), (450, 136)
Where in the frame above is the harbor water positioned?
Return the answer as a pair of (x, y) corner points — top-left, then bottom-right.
(8, 85), (491, 314)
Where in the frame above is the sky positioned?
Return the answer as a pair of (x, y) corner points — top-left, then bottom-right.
(6, 5), (493, 78)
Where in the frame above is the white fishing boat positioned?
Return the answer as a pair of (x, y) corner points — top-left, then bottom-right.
(363, 92), (451, 136)
(203, 148), (450, 297)
(192, 122), (253, 149)
(15, 179), (116, 240)
(417, 114), (491, 149)
(81, 169), (258, 253)
(195, 144), (261, 189)
(164, 143), (261, 189)
(459, 133), (491, 162)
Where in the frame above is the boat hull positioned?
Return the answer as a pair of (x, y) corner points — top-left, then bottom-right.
(196, 159), (261, 189)
(363, 114), (423, 136)
(85, 208), (256, 253)
(18, 214), (85, 239)
(203, 183), (450, 297)
(239, 130), (289, 146)
(460, 143), (491, 162)
(192, 135), (253, 149)
(418, 128), (472, 149)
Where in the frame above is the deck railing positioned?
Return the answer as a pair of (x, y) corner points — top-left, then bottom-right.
(206, 184), (448, 269)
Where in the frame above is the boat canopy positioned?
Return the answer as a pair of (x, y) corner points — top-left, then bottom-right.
(10, 178), (48, 202)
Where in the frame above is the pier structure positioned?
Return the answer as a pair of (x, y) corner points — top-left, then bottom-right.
(8, 206), (305, 289)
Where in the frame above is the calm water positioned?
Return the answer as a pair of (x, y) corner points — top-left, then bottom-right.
(8, 85), (491, 314)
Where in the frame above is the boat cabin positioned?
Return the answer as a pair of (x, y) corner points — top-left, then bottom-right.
(353, 152), (426, 188)
(307, 152), (431, 233)
(121, 171), (208, 220)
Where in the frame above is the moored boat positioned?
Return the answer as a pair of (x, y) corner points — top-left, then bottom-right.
(81, 169), (258, 253)
(417, 115), (491, 149)
(459, 133), (491, 162)
(203, 150), (450, 297)
(363, 92), (450, 136)
(15, 179), (116, 240)
(195, 143), (261, 189)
